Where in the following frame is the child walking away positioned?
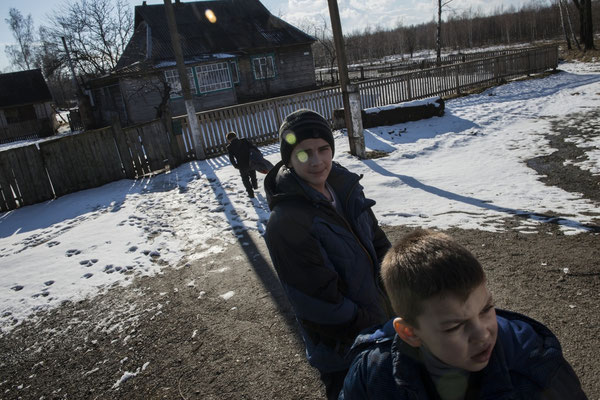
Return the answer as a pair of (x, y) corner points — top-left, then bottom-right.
(339, 229), (587, 400)
(264, 109), (393, 400)
(226, 132), (259, 198)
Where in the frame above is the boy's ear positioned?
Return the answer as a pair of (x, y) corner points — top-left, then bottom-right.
(393, 317), (421, 347)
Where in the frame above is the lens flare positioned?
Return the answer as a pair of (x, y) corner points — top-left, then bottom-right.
(285, 132), (296, 145)
(296, 150), (308, 163)
(205, 9), (217, 23)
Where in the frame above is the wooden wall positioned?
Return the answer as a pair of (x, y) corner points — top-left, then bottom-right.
(235, 44), (316, 102)
(0, 118), (182, 212)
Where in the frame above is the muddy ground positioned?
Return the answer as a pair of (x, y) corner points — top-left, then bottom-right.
(1, 111), (599, 399)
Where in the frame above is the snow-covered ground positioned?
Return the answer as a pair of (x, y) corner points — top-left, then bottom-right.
(1, 60), (599, 333)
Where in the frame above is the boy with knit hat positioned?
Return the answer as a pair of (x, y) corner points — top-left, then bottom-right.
(339, 229), (587, 400)
(264, 109), (393, 399)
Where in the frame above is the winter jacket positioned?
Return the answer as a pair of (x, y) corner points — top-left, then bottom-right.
(227, 138), (257, 170)
(339, 309), (587, 400)
(264, 161), (393, 373)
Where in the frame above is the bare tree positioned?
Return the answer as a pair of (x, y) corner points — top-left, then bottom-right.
(4, 8), (36, 71)
(436, 0), (455, 65)
(308, 16), (337, 84)
(572, 0), (595, 50)
(45, 0), (134, 78)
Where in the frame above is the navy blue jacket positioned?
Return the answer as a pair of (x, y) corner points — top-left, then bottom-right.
(339, 309), (587, 400)
(227, 137), (257, 170)
(265, 161), (393, 373)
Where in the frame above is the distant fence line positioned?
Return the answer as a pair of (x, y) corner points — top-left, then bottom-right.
(317, 45), (545, 84)
(177, 44), (558, 158)
(0, 45), (558, 212)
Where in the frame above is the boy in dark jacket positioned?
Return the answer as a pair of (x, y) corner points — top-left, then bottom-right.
(340, 229), (587, 400)
(264, 109), (393, 400)
(227, 131), (258, 198)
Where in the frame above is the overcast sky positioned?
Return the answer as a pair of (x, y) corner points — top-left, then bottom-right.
(0, 0), (545, 72)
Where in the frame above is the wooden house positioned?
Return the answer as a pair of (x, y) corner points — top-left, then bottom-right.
(89, 0), (316, 126)
(0, 69), (57, 143)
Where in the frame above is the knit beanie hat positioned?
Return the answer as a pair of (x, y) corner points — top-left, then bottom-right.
(279, 109), (335, 165)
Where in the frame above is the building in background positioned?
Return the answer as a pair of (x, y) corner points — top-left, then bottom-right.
(0, 69), (57, 143)
(89, 0), (316, 126)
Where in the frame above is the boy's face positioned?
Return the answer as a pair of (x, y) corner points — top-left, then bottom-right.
(412, 283), (497, 372)
(289, 138), (332, 192)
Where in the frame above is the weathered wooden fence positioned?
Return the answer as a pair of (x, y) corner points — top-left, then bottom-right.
(0, 45), (558, 211)
(318, 45), (546, 84)
(0, 119), (181, 211)
(176, 45), (558, 158)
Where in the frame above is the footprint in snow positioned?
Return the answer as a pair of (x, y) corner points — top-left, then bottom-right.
(47, 241), (60, 248)
(66, 249), (81, 257)
(82, 273), (93, 279)
(11, 285), (24, 291)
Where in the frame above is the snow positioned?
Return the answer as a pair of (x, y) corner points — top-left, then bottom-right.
(1, 60), (600, 333)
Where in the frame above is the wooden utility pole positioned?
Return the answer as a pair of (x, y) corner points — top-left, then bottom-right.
(163, 0), (206, 160)
(327, 0), (365, 158)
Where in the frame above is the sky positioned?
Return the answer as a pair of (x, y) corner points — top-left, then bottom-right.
(0, 0), (546, 72)
(1, 59), (599, 334)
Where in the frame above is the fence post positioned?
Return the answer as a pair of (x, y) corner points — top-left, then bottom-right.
(494, 56), (501, 83)
(455, 65), (461, 95)
(110, 114), (136, 178)
(162, 108), (184, 166)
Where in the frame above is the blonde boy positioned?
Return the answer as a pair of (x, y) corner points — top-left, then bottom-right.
(339, 229), (587, 400)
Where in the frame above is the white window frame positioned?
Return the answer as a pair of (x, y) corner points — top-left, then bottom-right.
(164, 67), (196, 98)
(252, 55), (276, 80)
(195, 62), (232, 93)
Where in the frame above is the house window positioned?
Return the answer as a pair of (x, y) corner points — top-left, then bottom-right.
(252, 55), (276, 79)
(196, 62), (232, 93)
(164, 68), (196, 98)
(229, 60), (239, 84)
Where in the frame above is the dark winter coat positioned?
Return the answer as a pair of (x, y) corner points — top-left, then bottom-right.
(264, 161), (393, 373)
(227, 138), (257, 170)
(339, 309), (587, 400)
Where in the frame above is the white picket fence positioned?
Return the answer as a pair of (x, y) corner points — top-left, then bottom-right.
(173, 45), (558, 158)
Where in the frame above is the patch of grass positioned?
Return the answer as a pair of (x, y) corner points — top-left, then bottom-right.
(365, 150), (391, 159)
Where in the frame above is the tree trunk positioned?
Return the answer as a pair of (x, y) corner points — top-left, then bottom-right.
(572, 0), (595, 51)
(565, 0), (582, 50)
(582, 0), (594, 50)
(436, 0), (442, 65)
(559, 0), (572, 49)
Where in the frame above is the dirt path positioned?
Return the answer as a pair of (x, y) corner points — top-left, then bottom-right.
(0, 110), (599, 399)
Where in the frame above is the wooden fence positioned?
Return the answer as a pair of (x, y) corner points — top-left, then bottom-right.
(0, 118), (181, 211)
(176, 44), (558, 158)
(0, 45), (557, 212)
(317, 45), (545, 84)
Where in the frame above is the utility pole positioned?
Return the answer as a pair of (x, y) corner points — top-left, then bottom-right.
(163, 0), (206, 160)
(327, 0), (365, 158)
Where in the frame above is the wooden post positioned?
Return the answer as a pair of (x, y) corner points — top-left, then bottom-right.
(110, 114), (136, 178)
(455, 65), (460, 95)
(347, 84), (365, 159)
(327, 0), (365, 158)
(163, 0), (206, 160)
